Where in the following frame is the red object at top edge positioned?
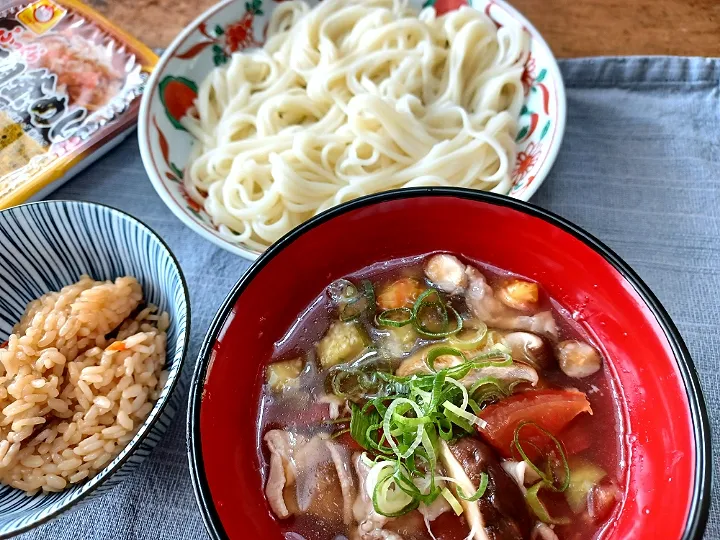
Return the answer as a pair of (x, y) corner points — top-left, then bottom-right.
(191, 191), (707, 540)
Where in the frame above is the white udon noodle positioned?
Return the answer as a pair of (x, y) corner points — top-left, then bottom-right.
(183, 0), (529, 251)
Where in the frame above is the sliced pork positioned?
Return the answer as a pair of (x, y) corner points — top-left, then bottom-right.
(264, 429), (356, 526)
(425, 254), (468, 296)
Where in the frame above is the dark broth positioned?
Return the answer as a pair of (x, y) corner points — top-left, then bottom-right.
(258, 253), (626, 540)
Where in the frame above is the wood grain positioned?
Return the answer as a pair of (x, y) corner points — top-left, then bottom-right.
(89, 0), (720, 57)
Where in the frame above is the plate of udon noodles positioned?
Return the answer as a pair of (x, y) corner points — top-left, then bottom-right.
(139, 0), (566, 259)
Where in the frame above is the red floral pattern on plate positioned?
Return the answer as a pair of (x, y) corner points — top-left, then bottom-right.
(176, 0), (263, 65)
(521, 56), (536, 96)
(511, 141), (541, 185)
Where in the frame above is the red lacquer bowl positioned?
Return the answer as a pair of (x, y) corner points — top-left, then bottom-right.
(188, 189), (710, 540)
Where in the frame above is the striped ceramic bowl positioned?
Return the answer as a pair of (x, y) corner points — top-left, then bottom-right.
(0, 201), (190, 537)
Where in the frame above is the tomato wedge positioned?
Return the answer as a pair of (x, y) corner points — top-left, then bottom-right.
(558, 415), (593, 456)
(477, 389), (592, 458)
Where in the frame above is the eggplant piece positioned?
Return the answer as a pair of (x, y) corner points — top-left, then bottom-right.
(317, 321), (369, 368)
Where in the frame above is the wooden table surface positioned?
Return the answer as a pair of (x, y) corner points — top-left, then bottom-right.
(90, 0), (720, 57)
(90, 0), (720, 56)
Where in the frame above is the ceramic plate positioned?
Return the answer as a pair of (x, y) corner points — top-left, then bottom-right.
(139, 0), (567, 259)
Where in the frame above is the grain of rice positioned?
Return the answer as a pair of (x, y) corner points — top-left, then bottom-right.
(69, 470), (88, 483)
(21, 456), (43, 468)
(101, 425), (126, 438)
(122, 385), (143, 400)
(134, 402), (153, 419)
(93, 396), (112, 410)
(92, 454), (111, 469)
(130, 393), (147, 414)
(77, 380), (94, 402)
(45, 474), (66, 490)
(11, 418), (44, 431)
(117, 432), (133, 444)
(1, 443), (20, 467)
(82, 449), (104, 462)
(22, 394), (48, 404)
(49, 398), (69, 413)
(0, 441), (11, 461)
(117, 410), (133, 431)
(0, 276), (168, 494)
(57, 458), (82, 471)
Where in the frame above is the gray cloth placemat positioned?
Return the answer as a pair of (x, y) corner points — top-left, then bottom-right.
(16, 56), (719, 539)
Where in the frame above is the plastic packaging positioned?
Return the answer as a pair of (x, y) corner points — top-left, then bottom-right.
(0, 0), (157, 207)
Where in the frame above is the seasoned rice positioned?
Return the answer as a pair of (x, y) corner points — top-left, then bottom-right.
(0, 276), (168, 494)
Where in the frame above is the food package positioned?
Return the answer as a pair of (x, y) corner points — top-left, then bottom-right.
(0, 0), (157, 207)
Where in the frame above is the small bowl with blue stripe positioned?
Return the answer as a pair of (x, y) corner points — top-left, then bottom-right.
(0, 200), (190, 537)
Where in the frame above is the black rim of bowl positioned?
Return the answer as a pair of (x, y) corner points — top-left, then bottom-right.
(0, 200), (191, 539)
(188, 187), (710, 540)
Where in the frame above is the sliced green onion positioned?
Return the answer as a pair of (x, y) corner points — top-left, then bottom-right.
(444, 377), (469, 410)
(340, 279), (375, 321)
(441, 487), (463, 515)
(391, 461), (439, 505)
(526, 481), (571, 524)
(327, 416), (351, 424)
(362, 279), (375, 313)
(467, 398), (482, 416)
(427, 370), (447, 413)
(468, 346), (513, 367)
(456, 472), (489, 502)
(392, 413), (432, 428)
(421, 429), (437, 469)
(412, 288), (442, 317)
(393, 465), (423, 498)
(411, 288), (462, 339)
(445, 408), (474, 432)
(443, 401), (487, 429)
(376, 307), (414, 327)
(350, 402), (380, 450)
(437, 417), (453, 440)
(328, 351), (407, 401)
(370, 461), (419, 517)
(468, 376), (503, 395)
(436, 474), (488, 505)
(514, 421), (570, 492)
(383, 398), (425, 459)
(426, 346), (466, 372)
(411, 385), (432, 407)
(417, 299), (449, 328)
(415, 305), (463, 339)
(448, 322), (488, 350)
(469, 376), (509, 406)
(365, 424), (394, 455)
(334, 328), (521, 518)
